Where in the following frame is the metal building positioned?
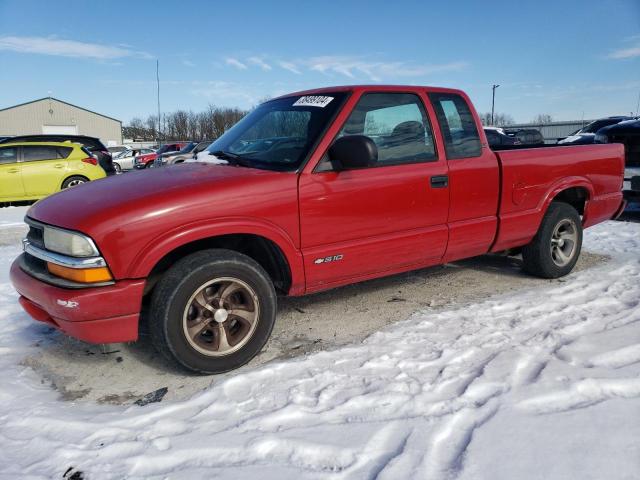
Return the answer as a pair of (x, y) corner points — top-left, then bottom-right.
(0, 97), (122, 145)
(504, 120), (593, 143)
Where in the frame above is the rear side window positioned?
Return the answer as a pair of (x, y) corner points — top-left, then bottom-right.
(429, 93), (482, 159)
(339, 93), (436, 165)
(0, 147), (17, 164)
(22, 146), (71, 161)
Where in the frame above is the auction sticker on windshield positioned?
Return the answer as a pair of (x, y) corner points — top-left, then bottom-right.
(293, 96), (334, 108)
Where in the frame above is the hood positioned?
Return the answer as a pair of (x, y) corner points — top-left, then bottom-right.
(558, 133), (595, 145)
(27, 163), (294, 236)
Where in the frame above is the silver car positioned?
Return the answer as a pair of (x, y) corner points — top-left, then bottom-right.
(162, 141), (212, 166)
(113, 148), (155, 172)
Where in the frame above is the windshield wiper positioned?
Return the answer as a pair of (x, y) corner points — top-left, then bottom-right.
(209, 150), (251, 167)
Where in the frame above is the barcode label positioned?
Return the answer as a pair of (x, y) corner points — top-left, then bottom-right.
(292, 96), (334, 108)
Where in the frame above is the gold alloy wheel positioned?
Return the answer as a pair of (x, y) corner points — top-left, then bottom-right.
(182, 277), (260, 356)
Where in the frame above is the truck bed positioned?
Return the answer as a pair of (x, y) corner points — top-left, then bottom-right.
(490, 143), (625, 252)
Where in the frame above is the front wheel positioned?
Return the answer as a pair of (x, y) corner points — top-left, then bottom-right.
(522, 202), (583, 278)
(149, 249), (277, 374)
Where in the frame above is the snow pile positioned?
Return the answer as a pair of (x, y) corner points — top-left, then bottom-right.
(0, 218), (639, 479)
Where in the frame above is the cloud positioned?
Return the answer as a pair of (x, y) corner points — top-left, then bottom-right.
(191, 80), (259, 106)
(225, 57), (248, 69)
(608, 45), (640, 59)
(248, 57), (271, 71)
(304, 56), (468, 81)
(0, 35), (151, 59)
(278, 61), (301, 75)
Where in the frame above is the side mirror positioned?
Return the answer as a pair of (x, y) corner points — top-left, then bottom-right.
(328, 135), (377, 170)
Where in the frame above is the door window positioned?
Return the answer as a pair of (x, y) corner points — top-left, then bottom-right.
(0, 147), (17, 165)
(339, 93), (436, 165)
(429, 93), (482, 159)
(22, 146), (71, 162)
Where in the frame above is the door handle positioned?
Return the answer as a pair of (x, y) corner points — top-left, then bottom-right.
(7, 168), (19, 173)
(430, 175), (449, 188)
(54, 164), (64, 169)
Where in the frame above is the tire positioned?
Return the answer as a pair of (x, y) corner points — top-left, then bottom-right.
(113, 162), (122, 174)
(146, 161), (154, 169)
(522, 202), (583, 278)
(62, 175), (89, 189)
(149, 249), (277, 374)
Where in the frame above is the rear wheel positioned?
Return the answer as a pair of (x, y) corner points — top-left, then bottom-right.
(522, 202), (582, 278)
(62, 175), (88, 189)
(113, 162), (122, 174)
(149, 249), (277, 374)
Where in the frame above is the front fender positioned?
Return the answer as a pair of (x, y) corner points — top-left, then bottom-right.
(126, 216), (305, 295)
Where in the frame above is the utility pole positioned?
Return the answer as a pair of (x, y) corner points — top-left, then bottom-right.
(491, 84), (500, 125)
(156, 59), (161, 145)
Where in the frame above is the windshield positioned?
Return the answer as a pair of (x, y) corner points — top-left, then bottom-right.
(204, 93), (347, 170)
(580, 118), (629, 134)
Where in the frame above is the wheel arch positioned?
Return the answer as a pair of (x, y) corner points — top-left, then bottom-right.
(541, 177), (594, 222)
(129, 220), (305, 297)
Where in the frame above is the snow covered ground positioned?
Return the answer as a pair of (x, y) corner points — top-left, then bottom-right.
(0, 209), (639, 479)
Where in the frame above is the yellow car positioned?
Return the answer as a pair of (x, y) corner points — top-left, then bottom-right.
(0, 141), (106, 202)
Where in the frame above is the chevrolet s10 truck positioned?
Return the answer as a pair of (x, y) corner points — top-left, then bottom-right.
(11, 85), (626, 373)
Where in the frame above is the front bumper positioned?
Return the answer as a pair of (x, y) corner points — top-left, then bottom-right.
(10, 256), (145, 344)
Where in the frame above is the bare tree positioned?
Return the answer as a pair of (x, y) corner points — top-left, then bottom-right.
(123, 106), (248, 143)
(532, 114), (553, 125)
(479, 112), (515, 127)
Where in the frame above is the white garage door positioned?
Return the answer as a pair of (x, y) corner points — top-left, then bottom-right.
(42, 125), (78, 135)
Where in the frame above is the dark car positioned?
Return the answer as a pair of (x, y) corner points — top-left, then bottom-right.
(505, 128), (545, 145)
(484, 127), (521, 149)
(0, 134), (116, 176)
(595, 119), (640, 202)
(558, 116), (634, 145)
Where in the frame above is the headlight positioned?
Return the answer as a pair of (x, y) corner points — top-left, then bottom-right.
(43, 227), (99, 257)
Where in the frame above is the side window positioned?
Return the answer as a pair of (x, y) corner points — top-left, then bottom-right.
(429, 93), (482, 159)
(22, 146), (59, 162)
(339, 93), (436, 166)
(56, 147), (72, 159)
(0, 147), (17, 165)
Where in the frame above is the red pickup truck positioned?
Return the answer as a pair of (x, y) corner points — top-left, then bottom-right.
(133, 142), (188, 169)
(11, 85), (625, 374)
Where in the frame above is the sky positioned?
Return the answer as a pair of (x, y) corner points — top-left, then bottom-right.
(0, 0), (639, 124)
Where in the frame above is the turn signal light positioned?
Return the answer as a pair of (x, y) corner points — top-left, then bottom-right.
(47, 262), (113, 283)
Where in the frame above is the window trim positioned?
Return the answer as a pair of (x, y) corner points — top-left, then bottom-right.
(315, 91), (439, 172)
(428, 92), (482, 160)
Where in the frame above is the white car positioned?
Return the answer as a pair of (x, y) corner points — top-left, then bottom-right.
(113, 148), (155, 172)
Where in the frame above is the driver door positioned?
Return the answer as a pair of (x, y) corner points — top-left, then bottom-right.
(299, 92), (449, 292)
